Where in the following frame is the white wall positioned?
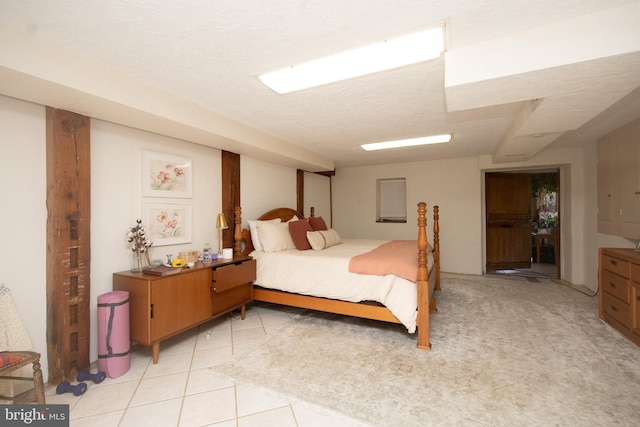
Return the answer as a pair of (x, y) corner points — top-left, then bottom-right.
(0, 100), (305, 379)
(0, 96), (48, 375)
(240, 156), (297, 227)
(333, 157), (483, 275)
(332, 146), (606, 289)
(304, 172), (331, 223)
(91, 120), (222, 362)
(0, 95), (225, 378)
(585, 126), (638, 289)
(239, 158), (331, 226)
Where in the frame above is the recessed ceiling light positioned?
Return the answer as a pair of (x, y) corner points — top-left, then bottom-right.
(259, 27), (444, 94)
(361, 134), (452, 151)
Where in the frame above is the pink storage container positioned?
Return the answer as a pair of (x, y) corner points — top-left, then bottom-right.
(97, 291), (131, 378)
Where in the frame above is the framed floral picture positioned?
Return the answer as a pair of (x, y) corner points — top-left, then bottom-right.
(144, 202), (192, 246)
(142, 151), (192, 198)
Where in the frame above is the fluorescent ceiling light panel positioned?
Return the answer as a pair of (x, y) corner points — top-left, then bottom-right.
(259, 27), (443, 94)
(361, 134), (451, 151)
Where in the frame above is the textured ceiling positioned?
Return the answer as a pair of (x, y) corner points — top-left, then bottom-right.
(1, 0), (640, 169)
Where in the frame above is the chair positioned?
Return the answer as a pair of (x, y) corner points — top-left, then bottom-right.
(0, 351), (45, 404)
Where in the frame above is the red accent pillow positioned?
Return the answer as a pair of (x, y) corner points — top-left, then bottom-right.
(309, 216), (328, 231)
(288, 220), (314, 250)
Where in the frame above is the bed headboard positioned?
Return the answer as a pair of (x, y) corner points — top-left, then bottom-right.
(257, 207), (305, 222)
(237, 207), (309, 256)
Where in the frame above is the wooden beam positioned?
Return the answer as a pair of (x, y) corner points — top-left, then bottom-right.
(46, 108), (91, 384)
(296, 169), (304, 215)
(221, 151), (240, 249)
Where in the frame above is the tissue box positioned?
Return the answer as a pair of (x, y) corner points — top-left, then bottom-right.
(221, 248), (233, 259)
(178, 251), (199, 263)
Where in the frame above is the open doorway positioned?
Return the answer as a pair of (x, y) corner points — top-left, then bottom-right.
(486, 170), (560, 279)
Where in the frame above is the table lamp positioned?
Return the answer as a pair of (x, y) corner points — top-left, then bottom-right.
(216, 213), (228, 255)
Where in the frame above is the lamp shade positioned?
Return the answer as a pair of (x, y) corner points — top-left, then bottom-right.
(216, 213), (228, 230)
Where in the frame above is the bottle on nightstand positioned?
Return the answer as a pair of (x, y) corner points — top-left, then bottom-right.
(203, 243), (212, 263)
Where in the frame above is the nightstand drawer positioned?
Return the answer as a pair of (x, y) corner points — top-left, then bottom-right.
(212, 259), (256, 293)
(602, 292), (630, 329)
(601, 269), (630, 303)
(602, 254), (629, 277)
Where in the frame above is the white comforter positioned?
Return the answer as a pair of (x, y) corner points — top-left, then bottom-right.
(251, 239), (421, 333)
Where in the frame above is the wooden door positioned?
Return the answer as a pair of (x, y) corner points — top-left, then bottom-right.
(150, 269), (213, 341)
(486, 172), (532, 271)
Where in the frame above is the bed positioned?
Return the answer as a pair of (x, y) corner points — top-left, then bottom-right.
(231, 202), (440, 350)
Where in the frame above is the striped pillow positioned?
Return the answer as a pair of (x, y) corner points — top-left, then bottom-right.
(306, 229), (342, 251)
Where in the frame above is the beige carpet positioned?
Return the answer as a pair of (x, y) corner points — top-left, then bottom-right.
(214, 273), (640, 426)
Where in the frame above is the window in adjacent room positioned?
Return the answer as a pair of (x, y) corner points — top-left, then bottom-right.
(376, 178), (407, 223)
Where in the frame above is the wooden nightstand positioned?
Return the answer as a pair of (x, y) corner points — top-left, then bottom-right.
(113, 256), (256, 363)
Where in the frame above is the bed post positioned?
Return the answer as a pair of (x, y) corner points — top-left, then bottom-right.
(433, 205), (440, 292)
(416, 202), (431, 350)
(310, 206), (315, 217)
(234, 206), (242, 255)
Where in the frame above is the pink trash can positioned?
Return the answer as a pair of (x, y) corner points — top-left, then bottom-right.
(97, 291), (131, 378)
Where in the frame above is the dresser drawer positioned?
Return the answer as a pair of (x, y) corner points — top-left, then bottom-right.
(632, 283), (640, 337)
(631, 262), (640, 284)
(602, 292), (631, 329)
(601, 254), (629, 277)
(212, 259), (256, 293)
(601, 269), (630, 303)
(212, 283), (253, 316)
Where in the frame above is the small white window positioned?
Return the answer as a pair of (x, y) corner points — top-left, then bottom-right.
(377, 178), (406, 223)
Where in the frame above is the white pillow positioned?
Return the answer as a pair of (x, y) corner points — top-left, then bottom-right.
(248, 218), (281, 251)
(257, 221), (296, 252)
(306, 229), (342, 251)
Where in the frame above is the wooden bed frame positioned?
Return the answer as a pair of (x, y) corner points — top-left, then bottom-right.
(232, 202), (440, 350)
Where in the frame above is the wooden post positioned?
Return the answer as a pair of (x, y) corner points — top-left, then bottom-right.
(221, 151), (240, 250)
(416, 202), (431, 350)
(296, 169), (304, 216)
(46, 108), (91, 383)
(433, 205), (440, 292)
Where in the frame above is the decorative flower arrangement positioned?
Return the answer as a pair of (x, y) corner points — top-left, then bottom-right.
(538, 209), (558, 230)
(127, 219), (153, 271)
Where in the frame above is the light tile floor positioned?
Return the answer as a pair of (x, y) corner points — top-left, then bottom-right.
(45, 304), (368, 427)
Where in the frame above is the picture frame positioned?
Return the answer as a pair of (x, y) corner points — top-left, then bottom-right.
(142, 151), (192, 198)
(144, 202), (192, 246)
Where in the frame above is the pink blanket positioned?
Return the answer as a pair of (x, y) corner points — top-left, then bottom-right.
(348, 240), (419, 282)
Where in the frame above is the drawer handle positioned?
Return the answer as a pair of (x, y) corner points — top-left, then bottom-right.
(609, 259), (618, 266)
(609, 282), (616, 289)
(610, 305), (618, 312)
